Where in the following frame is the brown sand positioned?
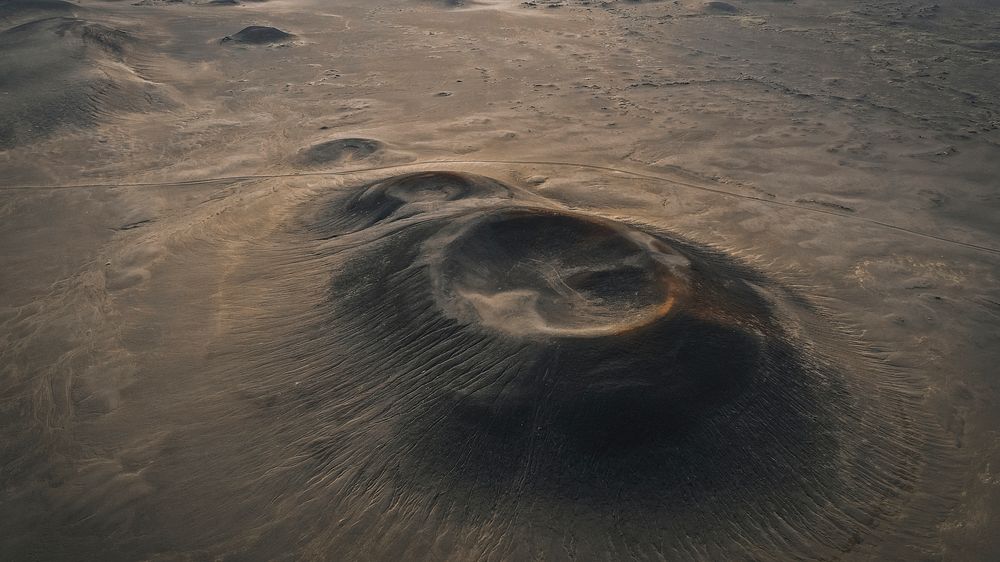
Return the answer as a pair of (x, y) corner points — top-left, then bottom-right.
(1, 0), (999, 560)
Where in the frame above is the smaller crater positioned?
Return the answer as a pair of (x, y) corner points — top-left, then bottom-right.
(314, 171), (514, 237)
(297, 138), (384, 167)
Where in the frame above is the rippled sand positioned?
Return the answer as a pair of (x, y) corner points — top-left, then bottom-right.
(1, 0), (999, 560)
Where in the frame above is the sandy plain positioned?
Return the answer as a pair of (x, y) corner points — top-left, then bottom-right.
(1, 0), (999, 559)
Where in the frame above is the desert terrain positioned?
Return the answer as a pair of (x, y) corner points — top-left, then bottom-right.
(1, 0), (999, 559)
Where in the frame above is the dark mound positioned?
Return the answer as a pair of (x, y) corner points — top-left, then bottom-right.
(312, 171), (514, 236)
(297, 137), (384, 167)
(0, 0), (78, 26)
(420, 0), (468, 7)
(704, 1), (738, 13)
(0, 0), (77, 26)
(221, 25), (293, 45)
(348, 202), (795, 463)
(0, 17), (170, 148)
(206, 170), (942, 558)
